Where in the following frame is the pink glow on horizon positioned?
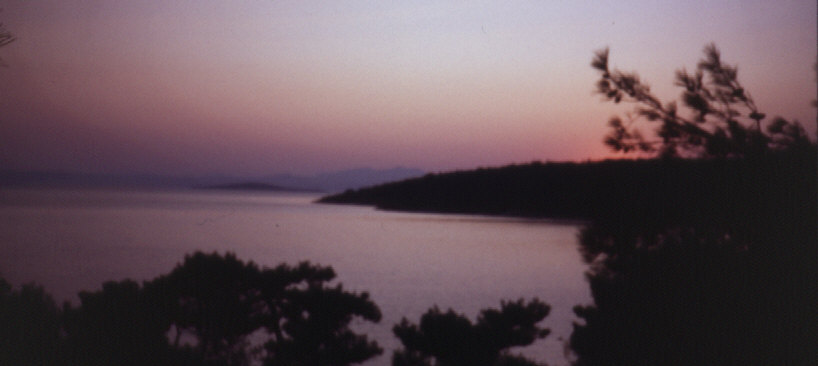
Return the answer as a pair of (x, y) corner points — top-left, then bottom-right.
(0, 1), (814, 176)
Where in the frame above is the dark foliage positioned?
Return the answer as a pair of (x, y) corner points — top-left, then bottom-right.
(259, 263), (383, 366)
(592, 44), (811, 158)
(0, 252), (382, 366)
(569, 45), (818, 365)
(0, 278), (61, 366)
(62, 280), (187, 366)
(151, 252), (383, 366)
(149, 252), (264, 365)
(392, 299), (550, 366)
(570, 158), (817, 364)
(570, 225), (815, 365)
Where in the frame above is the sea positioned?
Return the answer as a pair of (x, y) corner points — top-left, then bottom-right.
(0, 187), (592, 366)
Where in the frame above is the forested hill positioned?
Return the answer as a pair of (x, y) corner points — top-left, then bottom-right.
(318, 152), (815, 224)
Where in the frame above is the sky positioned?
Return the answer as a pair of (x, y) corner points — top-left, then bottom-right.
(0, 0), (815, 176)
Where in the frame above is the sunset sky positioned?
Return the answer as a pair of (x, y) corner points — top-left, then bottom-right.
(1, 1), (815, 176)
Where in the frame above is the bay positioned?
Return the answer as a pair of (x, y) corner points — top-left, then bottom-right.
(0, 188), (591, 366)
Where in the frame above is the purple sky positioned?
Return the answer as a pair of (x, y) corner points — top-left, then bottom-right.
(1, 1), (815, 176)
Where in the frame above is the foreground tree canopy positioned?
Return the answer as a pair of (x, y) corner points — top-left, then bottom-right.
(392, 299), (551, 366)
(593, 43), (812, 158)
(2, 252), (383, 366)
(2, 254), (558, 366)
(0, 278), (61, 366)
(571, 44), (817, 365)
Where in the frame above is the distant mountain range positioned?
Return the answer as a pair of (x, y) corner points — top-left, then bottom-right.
(0, 167), (425, 193)
(199, 182), (313, 192)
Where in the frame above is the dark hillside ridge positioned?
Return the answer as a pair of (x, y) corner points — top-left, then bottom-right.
(319, 152), (816, 225)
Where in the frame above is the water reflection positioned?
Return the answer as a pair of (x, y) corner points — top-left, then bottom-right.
(0, 188), (590, 366)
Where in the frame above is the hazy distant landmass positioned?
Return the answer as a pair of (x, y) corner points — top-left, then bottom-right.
(200, 182), (319, 192)
(0, 167), (425, 193)
(260, 167), (425, 193)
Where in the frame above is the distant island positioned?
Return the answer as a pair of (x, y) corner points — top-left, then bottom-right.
(200, 182), (319, 192)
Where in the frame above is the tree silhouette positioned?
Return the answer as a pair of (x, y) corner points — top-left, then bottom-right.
(593, 43), (811, 157)
(570, 45), (818, 365)
(392, 299), (550, 366)
(149, 252), (263, 365)
(258, 262), (383, 366)
(62, 280), (187, 366)
(2, 252), (384, 366)
(149, 251), (382, 366)
(0, 277), (61, 366)
(570, 227), (762, 365)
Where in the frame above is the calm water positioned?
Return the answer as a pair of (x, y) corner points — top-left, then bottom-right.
(0, 188), (591, 366)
